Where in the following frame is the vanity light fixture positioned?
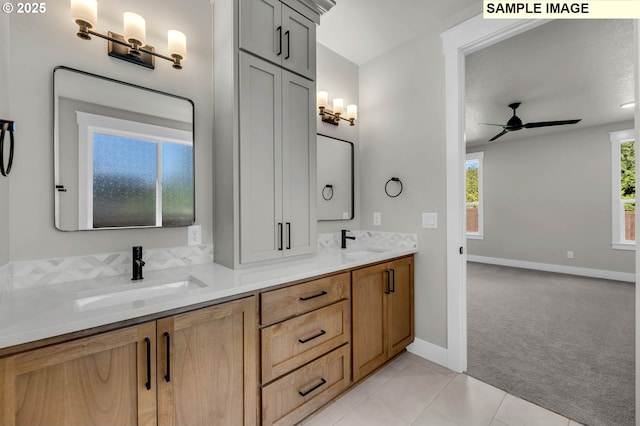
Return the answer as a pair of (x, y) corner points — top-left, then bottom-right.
(317, 91), (357, 126)
(71, 0), (187, 70)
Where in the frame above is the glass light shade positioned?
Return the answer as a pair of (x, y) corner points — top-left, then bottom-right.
(347, 104), (358, 120)
(71, 0), (97, 27)
(123, 12), (146, 45)
(333, 98), (344, 115)
(317, 91), (328, 108)
(168, 30), (187, 60)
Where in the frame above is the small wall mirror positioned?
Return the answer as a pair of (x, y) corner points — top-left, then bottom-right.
(317, 134), (354, 221)
(54, 67), (195, 231)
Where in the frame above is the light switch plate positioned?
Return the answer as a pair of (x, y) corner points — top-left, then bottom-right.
(188, 225), (202, 246)
(422, 213), (438, 229)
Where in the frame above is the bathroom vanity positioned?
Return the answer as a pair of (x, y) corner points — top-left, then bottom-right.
(0, 245), (414, 426)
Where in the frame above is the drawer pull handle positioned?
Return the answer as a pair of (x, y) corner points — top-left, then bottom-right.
(144, 337), (152, 390)
(298, 329), (326, 344)
(384, 270), (391, 294)
(299, 290), (327, 301)
(298, 378), (327, 397)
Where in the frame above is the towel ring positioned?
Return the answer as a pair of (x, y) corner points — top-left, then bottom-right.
(0, 120), (14, 177)
(322, 184), (334, 201)
(385, 177), (403, 198)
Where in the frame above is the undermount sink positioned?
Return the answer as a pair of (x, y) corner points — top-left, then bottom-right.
(74, 277), (208, 311)
(344, 247), (389, 259)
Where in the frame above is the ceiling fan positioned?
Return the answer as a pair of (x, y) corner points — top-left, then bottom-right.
(483, 102), (581, 142)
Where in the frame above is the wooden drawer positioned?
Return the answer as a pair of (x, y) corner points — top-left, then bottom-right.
(261, 344), (351, 426)
(262, 300), (350, 384)
(261, 272), (350, 325)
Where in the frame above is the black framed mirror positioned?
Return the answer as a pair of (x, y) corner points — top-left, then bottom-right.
(317, 134), (354, 221)
(54, 66), (195, 231)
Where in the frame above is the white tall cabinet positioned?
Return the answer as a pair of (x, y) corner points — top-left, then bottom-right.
(214, 0), (332, 268)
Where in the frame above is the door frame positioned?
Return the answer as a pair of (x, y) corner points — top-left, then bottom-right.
(441, 16), (550, 373)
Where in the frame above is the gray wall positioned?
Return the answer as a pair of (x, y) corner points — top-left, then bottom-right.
(316, 44), (361, 233)
(0, 13), (9, 266)
(6, 0), (212, 261)
(358, 24), (470, 348)
(468, 121), (635, 273)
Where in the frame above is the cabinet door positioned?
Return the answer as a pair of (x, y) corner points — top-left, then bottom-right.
(157, 296), (258, 426)
(387, 257), (414, 358)
(351, 263), (388, 383)
(239, 0), (282, 64)
(0, 323), (157, 426)
(281, 5), (316, 80)
(240, 52), (284, 264)
(282, 69), (316, 258)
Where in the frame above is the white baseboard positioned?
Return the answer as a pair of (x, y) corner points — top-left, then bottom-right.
(468, 255), (636, 283)
(407, 338), (450, 369)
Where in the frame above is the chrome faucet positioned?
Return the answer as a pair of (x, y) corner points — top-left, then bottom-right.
(341, 229), (356, 249)
(132, 246), (145, 281)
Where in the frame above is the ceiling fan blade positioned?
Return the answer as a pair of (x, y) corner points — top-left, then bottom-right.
(480, 123), (507, 127)
(489, 130), (508, 141)
(523, 119), (581, 129)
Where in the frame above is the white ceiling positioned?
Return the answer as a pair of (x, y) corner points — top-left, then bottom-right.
(316, 0), (479, 65)
(317, 5), (634, 148)
(465, 19), (634, 146)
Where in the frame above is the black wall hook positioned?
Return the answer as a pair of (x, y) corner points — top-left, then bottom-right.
(0, 119), (15, 177)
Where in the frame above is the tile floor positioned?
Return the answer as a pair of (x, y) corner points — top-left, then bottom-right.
(300, 352), (583, 426)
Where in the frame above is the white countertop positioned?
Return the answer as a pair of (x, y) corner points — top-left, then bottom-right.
(0, 245), (416, 351)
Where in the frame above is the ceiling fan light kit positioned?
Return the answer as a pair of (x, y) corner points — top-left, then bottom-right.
(483, 102), (582, 142)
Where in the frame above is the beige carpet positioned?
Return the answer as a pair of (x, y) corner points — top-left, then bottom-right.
(467, 262), (635, 426)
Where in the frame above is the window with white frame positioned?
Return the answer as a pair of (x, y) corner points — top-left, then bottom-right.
(76, 112), (193, 229)
(466, 151), (484, 239)
(610, 129), (636, 250)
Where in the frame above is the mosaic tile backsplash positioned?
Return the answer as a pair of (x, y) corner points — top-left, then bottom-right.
(1, 231), (416, 291)
(9, 245), (214, 290)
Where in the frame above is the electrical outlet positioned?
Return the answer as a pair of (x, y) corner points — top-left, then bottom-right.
(373, 212), (381, 226)
(567, 251), (574, 259)
(188, 225), (202, 246)
(342, 212), (349, 219)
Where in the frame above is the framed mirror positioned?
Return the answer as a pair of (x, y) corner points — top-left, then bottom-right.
(54, 66), (195, 231)
(317, 134), (354, 221)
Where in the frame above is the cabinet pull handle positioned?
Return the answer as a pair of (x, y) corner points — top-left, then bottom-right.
(286, 222), (291, 250)
(276, 26), (282, 56)
(299, 290), (327, 301)
(164, 331), (171, 383)
(285, 30), (290, 59)
(144, 337), (152, 390)
(298, 329), (326, 344)
(278, 223), (283, 251)
(384, 270), (391, 294)
(390, 268), (396, 293)
(298, 378), (327, 397)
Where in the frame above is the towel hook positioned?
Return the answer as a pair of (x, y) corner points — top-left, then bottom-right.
(0, 120), (15, 177)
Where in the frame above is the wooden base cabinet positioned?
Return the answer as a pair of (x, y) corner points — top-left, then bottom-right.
(352, 256), (414, 383)
(0, 297), (258, 426)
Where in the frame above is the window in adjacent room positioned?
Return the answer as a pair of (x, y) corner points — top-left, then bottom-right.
(466, 151), (484, 239)
(610, 129), (635, 249)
